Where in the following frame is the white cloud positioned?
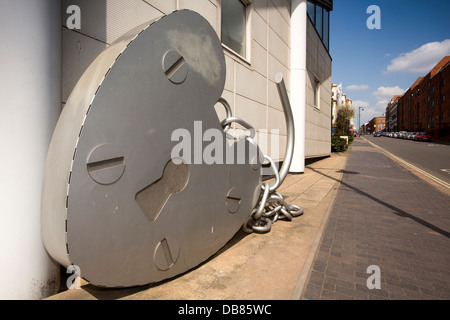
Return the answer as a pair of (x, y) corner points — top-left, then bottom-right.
(363, 86), (405, 121)
(372, 86), (405, 100)
(346, 84), (370, 91)
(375, 99), (390, 108)
(353, 87), (405, 126)
(363, 108), (379, 118)
(352, 100), (370, 109)
(386, 39), (450, 74)
(351, 101), (380, 126)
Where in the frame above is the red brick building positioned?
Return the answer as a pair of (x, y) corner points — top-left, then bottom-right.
(367, 117), (386, 133)
(398, 56), (450, 140)
(385, 95), (402, 132)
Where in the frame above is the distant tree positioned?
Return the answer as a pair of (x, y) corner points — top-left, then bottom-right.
(335, 104), (355, 136)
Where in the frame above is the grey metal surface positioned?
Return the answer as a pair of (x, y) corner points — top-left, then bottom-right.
(42, 10), (261, 288)
(241, 73), (304, 234)
(274, 73), (295, 188)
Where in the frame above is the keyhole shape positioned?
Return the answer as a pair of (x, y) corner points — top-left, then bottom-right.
(136, 160), (189, 222)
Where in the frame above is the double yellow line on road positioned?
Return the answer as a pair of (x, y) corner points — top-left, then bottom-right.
(362, 137), (450, 191)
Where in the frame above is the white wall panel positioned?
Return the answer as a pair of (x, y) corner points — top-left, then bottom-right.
(179, 0), (218, 33)
(62, 29), (107, 102)
(236, 64), (267, 105)
(144, 0), (177, 14)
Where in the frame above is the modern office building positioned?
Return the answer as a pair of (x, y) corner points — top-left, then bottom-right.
(1, 0), (333, 298)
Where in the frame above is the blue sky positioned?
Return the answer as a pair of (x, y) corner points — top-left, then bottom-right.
(330, 0), (450, 126)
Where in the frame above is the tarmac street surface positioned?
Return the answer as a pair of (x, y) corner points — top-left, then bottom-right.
(302, 138), (450, 300)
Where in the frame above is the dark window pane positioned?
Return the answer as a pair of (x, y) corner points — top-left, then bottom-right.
(314, 78), (320, 108)
(323, 9), (329, 50)
(307, 1), (315, 24)
(315, 6), (323, 39)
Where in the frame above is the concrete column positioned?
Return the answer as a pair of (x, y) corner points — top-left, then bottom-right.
(0, 0), (62, 299)
(290, 0), (307, 173)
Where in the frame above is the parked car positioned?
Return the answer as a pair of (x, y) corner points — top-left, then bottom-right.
(374, 132), (381, 137)
(407, 132), (417, 140)
(393, 132), (399, 138)
(397, 131), (406, 139)
(414, 132), (432, 141)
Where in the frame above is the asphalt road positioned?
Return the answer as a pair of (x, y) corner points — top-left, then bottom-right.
(362, 135), (450, 187)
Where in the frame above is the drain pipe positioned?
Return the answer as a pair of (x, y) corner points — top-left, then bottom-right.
(290, 0), (307, 173)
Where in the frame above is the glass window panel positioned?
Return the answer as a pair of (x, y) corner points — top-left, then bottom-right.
(314, 78), (320, 108)
(315, 5), (323, 39)
(221, 0), (247, 57)
(307, 1), (315, 24)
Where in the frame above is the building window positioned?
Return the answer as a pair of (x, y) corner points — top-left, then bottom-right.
(314, 77), (320, 109)
(315, 5), (323, 39)
(323, 9), (329, 51)
(307, 1), (315, 23)
(221, 0), (249, 59)
(306, 1), (330, 53)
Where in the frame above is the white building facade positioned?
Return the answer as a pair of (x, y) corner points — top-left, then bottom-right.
(332, 82), (355, 133)
(0, 0), (332, 299)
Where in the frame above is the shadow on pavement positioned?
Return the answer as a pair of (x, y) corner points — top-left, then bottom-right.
(309, 167), (450, 239)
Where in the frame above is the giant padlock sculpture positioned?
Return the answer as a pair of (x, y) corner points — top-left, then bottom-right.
(41, 10), (301, 288)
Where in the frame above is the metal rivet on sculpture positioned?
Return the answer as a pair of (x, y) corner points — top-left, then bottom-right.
(41, 10), (303, 288)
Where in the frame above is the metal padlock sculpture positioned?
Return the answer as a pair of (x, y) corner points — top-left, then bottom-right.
(41, 10), (264, 288)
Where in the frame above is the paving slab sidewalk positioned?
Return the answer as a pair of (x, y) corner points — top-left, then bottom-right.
(46, 152), (349, 300)
(302, 138), (450, 300)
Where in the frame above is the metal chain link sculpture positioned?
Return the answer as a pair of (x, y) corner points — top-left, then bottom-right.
(217, 75), (304, 234)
